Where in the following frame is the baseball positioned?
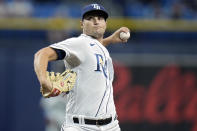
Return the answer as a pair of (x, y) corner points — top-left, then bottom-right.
(119, 32), (130, 40)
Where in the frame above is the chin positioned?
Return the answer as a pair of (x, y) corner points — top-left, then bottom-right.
(94, 31), (104, 38)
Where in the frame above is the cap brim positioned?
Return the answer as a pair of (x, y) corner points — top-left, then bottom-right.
(82, 10), (108, 20)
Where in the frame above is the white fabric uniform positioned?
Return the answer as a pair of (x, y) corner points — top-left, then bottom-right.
(50, 34), (120, 131)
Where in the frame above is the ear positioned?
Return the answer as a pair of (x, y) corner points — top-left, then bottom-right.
(80, 20), (83, 29)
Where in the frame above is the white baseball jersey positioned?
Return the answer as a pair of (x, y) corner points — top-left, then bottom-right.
(50, 34), (117, 120)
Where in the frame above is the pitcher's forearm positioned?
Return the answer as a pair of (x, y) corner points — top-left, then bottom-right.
(34, 47), (58, 84)
(102, 36), (114, 46)
(34, 51), (49, 84)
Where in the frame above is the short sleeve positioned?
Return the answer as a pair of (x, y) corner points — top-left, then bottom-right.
(49, 38), (85, 67)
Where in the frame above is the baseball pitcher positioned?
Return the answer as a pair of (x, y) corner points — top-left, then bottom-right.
(34, 3), (130, 131)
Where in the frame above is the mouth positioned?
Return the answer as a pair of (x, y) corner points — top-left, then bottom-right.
(94, 26), (102, 28)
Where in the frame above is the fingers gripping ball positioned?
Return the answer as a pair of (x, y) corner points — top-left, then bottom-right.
(41, 70), (77, 98)
(119, 32), (130, 41)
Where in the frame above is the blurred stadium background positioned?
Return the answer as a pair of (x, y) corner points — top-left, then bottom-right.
(0, 0), (197, 131)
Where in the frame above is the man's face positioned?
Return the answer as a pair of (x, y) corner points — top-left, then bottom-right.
(81, 12), (107, 39)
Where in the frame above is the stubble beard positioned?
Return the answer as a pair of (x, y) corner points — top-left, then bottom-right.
(90, 29), (105, 39)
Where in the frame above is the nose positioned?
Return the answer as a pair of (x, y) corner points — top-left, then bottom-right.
(93, 17), (99, 25)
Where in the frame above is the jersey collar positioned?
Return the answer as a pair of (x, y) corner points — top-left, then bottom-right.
(80, 34), (94, 39)
(80, 34), (104, 46)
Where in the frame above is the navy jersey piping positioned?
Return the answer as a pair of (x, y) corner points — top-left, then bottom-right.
(94, 42), (110, 117)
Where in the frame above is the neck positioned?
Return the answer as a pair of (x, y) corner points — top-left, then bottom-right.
(96, 37), (103, 44)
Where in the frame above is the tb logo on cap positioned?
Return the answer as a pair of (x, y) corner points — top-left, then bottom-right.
(92, 4), (100, 9)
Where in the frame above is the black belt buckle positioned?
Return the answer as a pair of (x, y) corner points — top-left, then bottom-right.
(96, 120), (99, 126)
(97, 119), (104, 126)
(73, 117), (112, 126)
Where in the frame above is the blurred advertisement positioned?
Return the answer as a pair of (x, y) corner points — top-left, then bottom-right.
(114, 62), (197, 131)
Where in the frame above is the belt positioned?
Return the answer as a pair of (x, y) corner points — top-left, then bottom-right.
(73, 117), (112, 126)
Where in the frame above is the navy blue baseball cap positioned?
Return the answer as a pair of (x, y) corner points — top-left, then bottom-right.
(81, 4), (108, 20)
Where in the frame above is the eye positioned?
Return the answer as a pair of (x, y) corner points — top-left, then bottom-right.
(85, 16), (93, 20)
(98, 16), (104, 20)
